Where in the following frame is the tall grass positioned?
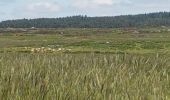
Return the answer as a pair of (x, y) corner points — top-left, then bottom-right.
(0, 53), (169, 100)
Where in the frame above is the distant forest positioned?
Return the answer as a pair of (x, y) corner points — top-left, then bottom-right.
(1, 12), (170, 28)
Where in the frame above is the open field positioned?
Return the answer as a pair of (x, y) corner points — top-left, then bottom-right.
(0, 28), (170, 54)
(0, 28), (170, 99)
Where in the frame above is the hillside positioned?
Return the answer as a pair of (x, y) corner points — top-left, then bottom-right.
(1, 12), (170, 28)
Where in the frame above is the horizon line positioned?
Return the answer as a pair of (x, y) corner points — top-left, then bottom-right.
(1, 11), (169, 22)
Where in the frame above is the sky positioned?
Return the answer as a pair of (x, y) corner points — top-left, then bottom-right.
(0, 0), (170, 21)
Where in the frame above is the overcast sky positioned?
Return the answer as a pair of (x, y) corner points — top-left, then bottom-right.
(0, 0), (170, 21)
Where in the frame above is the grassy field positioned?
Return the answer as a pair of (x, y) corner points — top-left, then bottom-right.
(1, 28), (170, 54)
(0, 28), (170, 99)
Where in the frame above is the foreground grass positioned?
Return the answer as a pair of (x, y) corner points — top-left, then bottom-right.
(0, 53), (170, 100)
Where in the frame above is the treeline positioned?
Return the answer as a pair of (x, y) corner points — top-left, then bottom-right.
(1, 12), (170, 28)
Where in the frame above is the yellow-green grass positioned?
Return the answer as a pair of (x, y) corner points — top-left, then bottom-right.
(0, 53), (170, 99)
(0, 28), (170, 99)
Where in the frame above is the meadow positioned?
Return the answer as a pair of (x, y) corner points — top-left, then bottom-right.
(0, 28), (170, 99)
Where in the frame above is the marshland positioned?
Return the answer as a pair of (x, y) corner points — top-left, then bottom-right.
(0, 28), (170, 99)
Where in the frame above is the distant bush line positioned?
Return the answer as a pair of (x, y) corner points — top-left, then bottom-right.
(1, 12), (170, 28)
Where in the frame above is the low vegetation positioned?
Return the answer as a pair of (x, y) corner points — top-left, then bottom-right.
(0, 28), (170, 54)
(0, 28), (169, 99)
